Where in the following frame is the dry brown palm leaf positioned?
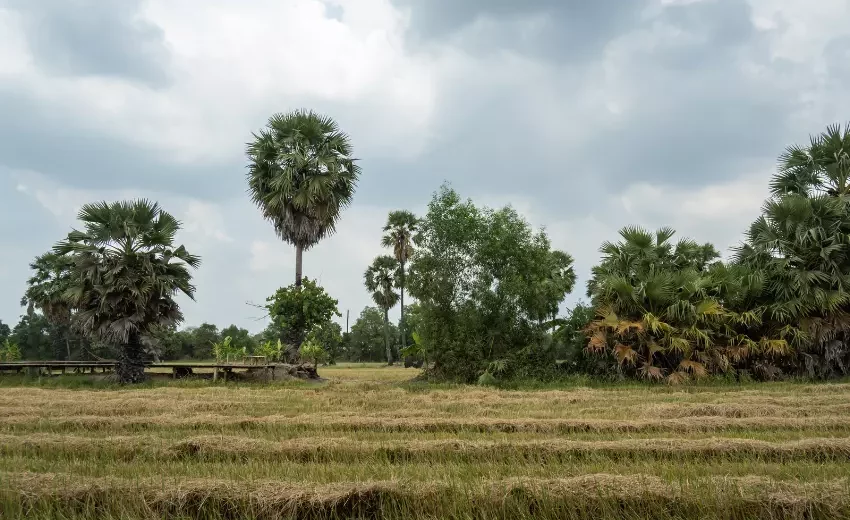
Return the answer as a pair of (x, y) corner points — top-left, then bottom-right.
(638, 362), (664, 381)
(666, 370), (689, 385)
(586, 329), (608, 353)
(616, 320), (644, 336)
(678, 359), (708, 379)
(614, 343), (638, 365)
(760, 337), (790, 356)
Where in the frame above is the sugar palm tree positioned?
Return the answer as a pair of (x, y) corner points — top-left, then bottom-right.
(381, 210), (418, 348)
(771, 122), (850, 197)
(586, 226), (739, 383)
(246, 110), (360, 287)
(364, 255), (400, 365)
(48, 200), (200, 383)
(741, 123), (850, 377)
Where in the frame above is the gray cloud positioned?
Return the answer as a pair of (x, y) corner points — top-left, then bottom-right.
(0, 89), (245, 200)
(396, 0), (648, 62)
(2, 0), (170, 86)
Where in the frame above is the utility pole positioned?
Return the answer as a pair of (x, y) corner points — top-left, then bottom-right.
(346, 310), (349, 334)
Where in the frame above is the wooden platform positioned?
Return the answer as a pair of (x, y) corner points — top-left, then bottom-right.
(0, 361), (280, 380)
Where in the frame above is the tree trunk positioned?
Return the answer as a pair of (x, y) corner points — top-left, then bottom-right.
(65, 337), (71, 361)
(295, 244), (304, 287)
(384, 309), (394, 365)
(117, 331), (146, 384)
(399, 261), (406, 349)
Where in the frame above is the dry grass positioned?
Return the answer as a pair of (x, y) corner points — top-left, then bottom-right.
(2, 365), (850, 519)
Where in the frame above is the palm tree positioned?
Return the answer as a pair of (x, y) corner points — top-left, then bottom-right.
(246, 110), (360, 288)
(771, 123), (850, 197)
(381, 210), (418, 349)
(49, 200), (200, 383)
(586, 226), (738, 383)
(741, 123), (850, 377)
(23, 252), (76, 359)
(364, 255), (400, 365)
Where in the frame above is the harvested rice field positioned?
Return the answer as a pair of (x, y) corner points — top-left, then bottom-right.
(2, 365), (850, 519)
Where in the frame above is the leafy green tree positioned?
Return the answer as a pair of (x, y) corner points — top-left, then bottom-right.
(552, 302), (596, 367)
(307, 321), (343, 364)
(408, 186), (574, 381)
(266, 277), (340, 361)
(246, 110), (360, 288)
(0, 320), (10, 345)
(346, 307), (398, 362)
(220, 325), (257, 355)
(32, 200), (200, 383)
(382, 210), (419, 350)
(184, 324), (221, 359)
(364, 255), (401, 365)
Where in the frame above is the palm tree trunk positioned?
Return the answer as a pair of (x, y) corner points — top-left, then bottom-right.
(295, 244), (304, 287)
(117, 331), (146, 384)
(384, 308), (393, 365)
(399, 261), (406, 349)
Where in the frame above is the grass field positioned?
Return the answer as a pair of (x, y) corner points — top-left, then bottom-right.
(2, 364), (850, 519)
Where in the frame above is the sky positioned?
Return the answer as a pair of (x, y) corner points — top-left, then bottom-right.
(1, 0), (848, 333)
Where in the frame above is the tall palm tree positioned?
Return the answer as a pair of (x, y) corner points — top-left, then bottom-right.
(246, 110), (360, 288)
(364, 255), (400, 365)
(47, 200), (200, 383)
(381, 210), (418, 348)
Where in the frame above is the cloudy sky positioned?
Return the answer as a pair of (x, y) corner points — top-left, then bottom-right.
(1, 0), (848, 332)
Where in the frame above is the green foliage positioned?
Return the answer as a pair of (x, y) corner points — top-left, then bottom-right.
(0, 339), (21, 361)
(266, 277), (340, 360)
(408, 185), (575, 382)
(346, 307), (398, 362)
(246, 110), (360, 286)
(299, 340), (328, 367)
(22, 200), (199, 383)
(307, 322), (343, 364)
(364, 255), (401, 364)
(582, 123), (850, 383)
(212, 336), (246, 362)
(477, 370), (498, 386)
(184, 324), (221, 359)
(0, 320), (9, 343)
(255, 339), (284, 362)
(220, 325), (257, 354)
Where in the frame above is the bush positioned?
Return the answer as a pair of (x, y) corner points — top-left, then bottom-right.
(0, 339), (21, 361)
(299, 340), (328, 367)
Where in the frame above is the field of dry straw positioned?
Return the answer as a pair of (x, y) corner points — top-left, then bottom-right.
(2, 364), (850, 519)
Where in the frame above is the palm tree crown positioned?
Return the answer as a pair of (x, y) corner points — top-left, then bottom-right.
(381, 211), (418, 267)
(246, 110), (359, 286)
(54, 200), (200, 345)
(365, 256), (400, 312)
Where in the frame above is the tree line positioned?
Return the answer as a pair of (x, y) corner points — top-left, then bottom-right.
(11, 109), (850, 385)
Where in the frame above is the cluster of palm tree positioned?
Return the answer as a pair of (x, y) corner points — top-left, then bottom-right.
(24, 201), (200, 383)
(586, 123), (850, 382)
(364, 211), (419, 365)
